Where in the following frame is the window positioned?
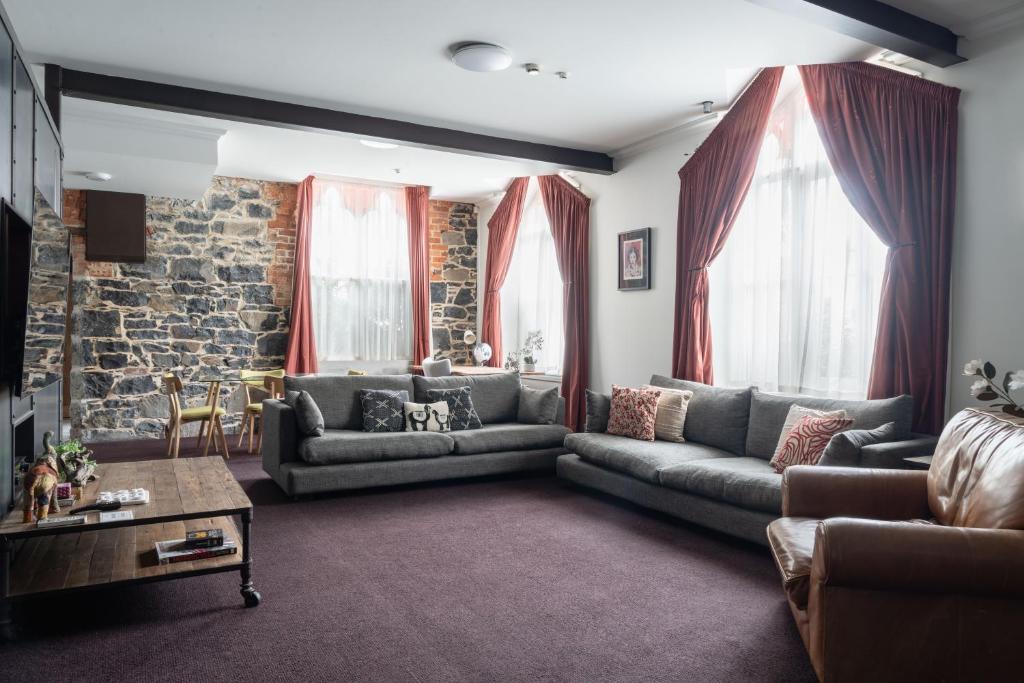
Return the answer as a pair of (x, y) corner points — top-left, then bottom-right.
(309, 179), (411, 365)
(501, 178), (564, 374)
(708, 70), (887, 399)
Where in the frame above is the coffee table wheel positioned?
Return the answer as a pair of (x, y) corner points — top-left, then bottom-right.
(242, 588), (262, 608)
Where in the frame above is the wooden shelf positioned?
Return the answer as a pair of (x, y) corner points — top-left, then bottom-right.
(8, 515), (242, 598)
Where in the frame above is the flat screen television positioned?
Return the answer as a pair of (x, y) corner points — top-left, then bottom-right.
(1, 191), (70, 397)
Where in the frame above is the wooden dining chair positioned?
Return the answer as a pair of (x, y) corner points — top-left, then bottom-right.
(237, 369), (285, 454)
(162, 373), (228, 459)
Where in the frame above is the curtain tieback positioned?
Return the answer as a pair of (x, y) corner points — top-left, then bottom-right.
(687, 266), (708, 272)
(892, 241), (917, 250)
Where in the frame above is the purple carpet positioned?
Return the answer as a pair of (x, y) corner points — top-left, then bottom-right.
(0, 438), (814, 682)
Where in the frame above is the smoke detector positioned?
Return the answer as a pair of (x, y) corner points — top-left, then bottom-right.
(451, 43), (512, 72)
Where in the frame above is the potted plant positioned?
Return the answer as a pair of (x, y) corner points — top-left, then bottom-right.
(504, 350), (520, 373)
(963, 359), (1024, 418)
(520, 330), (544, 373)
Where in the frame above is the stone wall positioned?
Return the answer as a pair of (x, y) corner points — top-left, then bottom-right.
(428, 201), (478, 364)
(64, 177), (297, 441)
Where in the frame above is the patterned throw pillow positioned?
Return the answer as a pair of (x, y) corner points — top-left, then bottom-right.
(606, 385), (662, 441)
(771, 414), (854, 473)
(359, 389), (409, 433)
(425, 387), (482, 431)
(404, 401), (452, 433)
(772, 405), (848, 460)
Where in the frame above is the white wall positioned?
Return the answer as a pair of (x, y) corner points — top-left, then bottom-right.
(479, 26), (1024, 416)
(920, 28), (1024, 415)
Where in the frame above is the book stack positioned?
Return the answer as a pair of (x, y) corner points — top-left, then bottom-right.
(154, 528), (237, 565)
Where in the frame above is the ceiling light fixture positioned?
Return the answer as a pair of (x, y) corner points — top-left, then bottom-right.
(360, 139), (399, 150)
(451, 43), (512, 72)
(524, 63), (541, 76)
(555, 71), (569, 80)
(84, 171), (113, 182)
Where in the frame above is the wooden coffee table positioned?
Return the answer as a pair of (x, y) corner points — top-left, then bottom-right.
(0, 457), (260, 636)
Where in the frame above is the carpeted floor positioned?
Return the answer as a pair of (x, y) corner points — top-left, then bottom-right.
(0, 438), (815, 682)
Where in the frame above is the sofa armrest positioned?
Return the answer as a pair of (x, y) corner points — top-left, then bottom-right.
(858, 433), (938, 468)
(782, 466), (930, 519)
(813, 518), (1024, 597)
(261, 399), (299, 486)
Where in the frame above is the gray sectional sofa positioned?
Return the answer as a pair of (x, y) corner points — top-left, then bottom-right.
(262, 372), (569, 497)
(557, 375), (937, 545)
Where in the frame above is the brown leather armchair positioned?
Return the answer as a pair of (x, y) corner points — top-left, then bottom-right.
(767, 409), (1024, 682)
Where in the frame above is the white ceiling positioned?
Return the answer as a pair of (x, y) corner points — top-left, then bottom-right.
(6, 0), (879, 152)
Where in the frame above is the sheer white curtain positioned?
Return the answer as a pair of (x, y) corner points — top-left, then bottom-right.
(309, 179), (412, 364)
(708, 69), (887, 399)
(501, 178), (564, 373)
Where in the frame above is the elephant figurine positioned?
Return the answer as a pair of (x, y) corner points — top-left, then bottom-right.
(23, 455), (60, 524)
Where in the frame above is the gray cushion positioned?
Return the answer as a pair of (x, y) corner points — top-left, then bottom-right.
(426, 386), (482, 431)
(564, 432), (730, 484)
(285, 374), (415, 430)
(819, 422), (897, 467)
(648, 375), (752, 456)
(284, 390), (324, 437)
(359, 389), (408, 433)
(658, 457), (783, 514)
(585, 390), (611, 433)
(518, 386), (560, 425)
(297, 429), (454, 465)
(449, 423), (571, 455)
(744, 389), (914, 460)
(413, 373), (521, 424)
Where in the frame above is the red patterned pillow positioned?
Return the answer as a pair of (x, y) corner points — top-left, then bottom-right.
(771, 414), (854, 473)
(606, 385), (662, 441)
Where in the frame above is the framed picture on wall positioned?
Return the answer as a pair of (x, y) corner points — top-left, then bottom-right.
(618, 228), (651, 291)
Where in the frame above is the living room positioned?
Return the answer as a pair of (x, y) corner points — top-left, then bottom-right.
(1, 1), (1022, 681)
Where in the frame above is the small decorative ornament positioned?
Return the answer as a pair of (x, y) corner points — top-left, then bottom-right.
(22, 455), (60, 524)
(963, 359), (1024, 418)
(472, 342), (492, 366)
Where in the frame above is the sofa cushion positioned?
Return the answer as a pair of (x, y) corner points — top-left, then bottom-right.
(413, 373), (520, 424)
(745, 389), (914, 460)
(565, 432), (730, 484)
(658, 457), (784, 514)
(284, 390), (325, 437)
(648, 375), (752, 455)
(518, 385), (560, 425)
(285, 374), (415, 430)
(606, 385), (662, 441)
(359, 389), (409, 433)
(585, 390), (611, 433)
(449, 423), (571, 455)
(766, 517), (818, 610)
(298, 429), (454, 465)
(819, 422), (897, 467)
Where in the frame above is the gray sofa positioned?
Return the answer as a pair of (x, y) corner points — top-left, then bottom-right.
(262, 372), (569, 497)
(557, 375), (937, 545)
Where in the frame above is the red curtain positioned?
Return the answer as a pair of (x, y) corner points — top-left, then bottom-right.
(481, 177), (529, 367)
(799, 63), (960, 434)
(539, 175), (591, 431)
(284, 175), (318, 375)
(405, 185), (432, 363)
(671, 67), (784, 383)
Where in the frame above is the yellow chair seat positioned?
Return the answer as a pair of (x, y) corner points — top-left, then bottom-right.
(179, 405), (226, 421)
(245, 402), (263, 413)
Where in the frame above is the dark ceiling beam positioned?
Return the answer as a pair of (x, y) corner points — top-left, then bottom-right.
(57, 67), (615, 174)
(749, 0), (964, 67)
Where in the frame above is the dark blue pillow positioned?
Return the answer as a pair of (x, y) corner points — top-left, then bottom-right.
(359, 389), (409, 433)
(426, 386), (482, 431)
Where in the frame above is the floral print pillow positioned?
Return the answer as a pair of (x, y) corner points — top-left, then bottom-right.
(606, 385), (662, 441)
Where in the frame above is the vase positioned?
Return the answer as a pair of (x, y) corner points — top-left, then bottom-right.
(523, 362), (536, 373)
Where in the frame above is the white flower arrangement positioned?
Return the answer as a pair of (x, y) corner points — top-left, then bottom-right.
(963, 360), (1024, 418)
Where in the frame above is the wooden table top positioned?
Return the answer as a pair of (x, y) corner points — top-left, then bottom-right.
(1, 457), (251, 540)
